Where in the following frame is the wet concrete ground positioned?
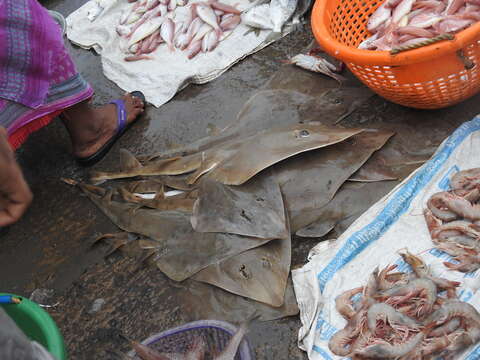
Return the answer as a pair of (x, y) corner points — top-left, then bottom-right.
(3, 1), (480, 359)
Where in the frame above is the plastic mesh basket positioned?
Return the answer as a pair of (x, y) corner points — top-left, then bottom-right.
(130, 320), (253, 360)
(311, 0), (480, 109)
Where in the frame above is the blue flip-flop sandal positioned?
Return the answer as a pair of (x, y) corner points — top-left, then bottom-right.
(76, 91), (145, 167)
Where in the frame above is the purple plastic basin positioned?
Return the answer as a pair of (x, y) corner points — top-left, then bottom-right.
(131, 320), (254, 360)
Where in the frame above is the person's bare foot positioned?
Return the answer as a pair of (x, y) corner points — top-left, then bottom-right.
(64, 94), (144, 159)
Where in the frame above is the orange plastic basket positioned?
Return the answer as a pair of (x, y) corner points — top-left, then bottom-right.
(311, 0), (480, 109)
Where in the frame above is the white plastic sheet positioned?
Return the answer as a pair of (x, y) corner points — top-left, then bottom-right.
(66, 0), (288, 107)
(292, 116), (480, 359)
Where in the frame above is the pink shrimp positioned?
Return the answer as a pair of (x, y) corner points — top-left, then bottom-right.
(336, 287), (364, 320)
(427, 192), (459, 222)
(451, 168), (480, 196)
(367, 303), (421, 334)
(379, 278), (437, 317)
(354, 324), (434, 359)
(444, 253), (480, 272)
(329, 309), (367, 356)
(428, 300), (480, 326)
(430, 317), (462, 337)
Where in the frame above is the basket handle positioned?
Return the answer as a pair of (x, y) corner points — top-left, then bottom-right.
(390, 34), (455, 55)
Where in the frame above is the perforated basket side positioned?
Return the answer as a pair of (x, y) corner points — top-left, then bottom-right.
(312, 0), (480, 108)
(131, 320), (253, 360)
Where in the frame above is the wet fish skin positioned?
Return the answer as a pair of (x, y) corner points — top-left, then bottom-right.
(192, 23), (213, 43)
(128, 16), (164, 46)
(175, 31), (190, 49)
(186, 17), (203, 44)
(168, 0), (177, 12)
(220, 14), (241, 31)
(186, 39), (203, 59)
(392, 0), (415, 23)
(196, 4), (223, 36)
(367, 3), (391, 32)
(210, 1), (242, 15)
(161, 18), (176, 51)
(201, 30), (219, 52)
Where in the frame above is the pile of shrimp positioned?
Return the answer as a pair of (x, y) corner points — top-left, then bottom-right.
(328, 251), (480, 359)
(424, 168), (480, 273)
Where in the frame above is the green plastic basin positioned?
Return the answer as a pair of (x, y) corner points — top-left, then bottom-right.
(0, 293), (66, 360)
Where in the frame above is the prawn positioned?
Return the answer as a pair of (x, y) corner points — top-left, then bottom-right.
(427, 192), (459, 222)
(451, 168), (480, 197)
(377, 264), (408, 291)
(354, 324), (434, 359)
(427, 300), (480, 327)
(444, 254), (480, 273)
(336, 287), (363, 320)
(423, 208), (443, 242)
(378, 278), (437, 317)
(399, 251), (460, 292)
(367, 303), (421, 334)
(328, 309), (367, 356)
(429, 317), (462, 337)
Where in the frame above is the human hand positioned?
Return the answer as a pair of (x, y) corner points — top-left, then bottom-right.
(0, 127), (32, 226)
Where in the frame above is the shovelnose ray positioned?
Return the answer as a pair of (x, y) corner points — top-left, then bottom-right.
(348, 152), (398, 182)
(180, 277), (299, 322)
(296, 180), (398, 238)
(73, 182), (272, 281)
(192, 211), (291, 307)
(191, 173), (288, 240)
(90, 149), (202, 184)
(205, 123), (365, 185)
(274, 129), (395, 233)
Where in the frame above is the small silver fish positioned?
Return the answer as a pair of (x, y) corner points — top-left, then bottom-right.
(186, 39), (202, 59)
(116, 24), (134, 37)
(186, 17), (203, 44)
(168, 0), (177, 12)
(392, 0), (415, 23)
(196, 4), (223, 35)
(367, 3), (390, 32)
(145, 0), (160, 10)
(220, 14), (241, 31)
(128, 16), (164, 46)
(192, 22), (213, 42)
(210, 1), (242, 15)
(161, 18), (176, 51)
(202, 30), (219, 52)
(269, 0), (298, 33)
(175, 32), (190, 49)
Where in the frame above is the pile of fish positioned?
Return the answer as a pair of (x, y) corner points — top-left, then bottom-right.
(424, 168), (480, 273)
(360, 0), (480, 51)
(117, 0), (242, 61)
(329, 251), (480, 359)
(66, 119), (397, 320)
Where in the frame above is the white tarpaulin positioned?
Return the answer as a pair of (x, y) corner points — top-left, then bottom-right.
(292, 116), (480, 360)
(66, 0), (290, 107)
